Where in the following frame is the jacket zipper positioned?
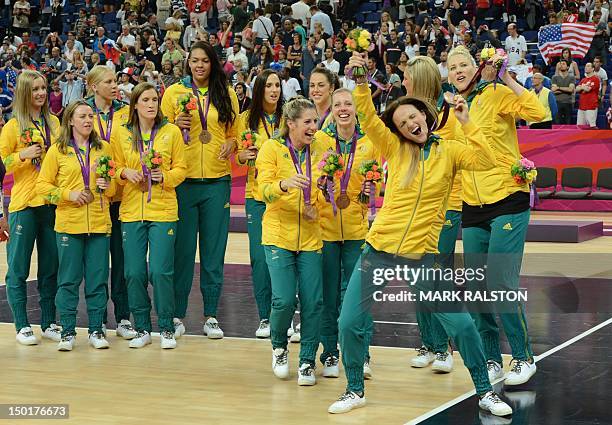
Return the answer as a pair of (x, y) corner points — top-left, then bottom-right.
(395, 147), (425, 257)
(86, 202), (90, 235)
(297, 189), (302, 252)
(141, 191), (145, 222)
(339, 208), (344, 241)
(471, 170), (483, 207)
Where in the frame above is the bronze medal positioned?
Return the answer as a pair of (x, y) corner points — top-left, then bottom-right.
(302, 204), (319, 222)
(336, 193), (350, 209)
(139, 180), (148, 193)
(199, 130), (212, 144)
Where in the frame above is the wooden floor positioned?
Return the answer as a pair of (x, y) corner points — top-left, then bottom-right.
(0, 323), (513, 425)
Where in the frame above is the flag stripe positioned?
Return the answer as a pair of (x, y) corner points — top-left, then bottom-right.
(537, 23), (596, 64)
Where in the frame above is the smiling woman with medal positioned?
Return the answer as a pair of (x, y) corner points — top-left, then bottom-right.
(36, 100), (116, 351)
(0, 70), (61, 346)
(112, 83), (187, 350)
(256, 97), (333, 386)
(313, 88), (379, 380)
(309, 67), (339, 130)
(161, 41), (239, 340)
(235, 69), (284, 339)
(85, 65), (136, 340)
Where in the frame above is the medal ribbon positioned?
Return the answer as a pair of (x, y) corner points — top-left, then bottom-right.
(285, 138), (312, 206)
(136, 125), (159, 203)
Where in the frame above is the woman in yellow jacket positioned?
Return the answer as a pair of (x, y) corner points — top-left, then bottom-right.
(85, 65), (136, 340)
(446, 46), (546, 386)
(235, 69), (283, 338)
(256, 97), (333, 386)
(36, 100), (116, 351)
(160, 41), (239, 339)
(314, 88), (378, 379)
(0, 70), (61, 345)
(328, 52), (512, 418)
(112, 82), (187, 349)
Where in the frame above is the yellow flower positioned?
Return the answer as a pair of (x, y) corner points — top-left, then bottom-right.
(481, 47), (495, 61)
(358, 36), (370, 50)
(526, 170), (537, 182)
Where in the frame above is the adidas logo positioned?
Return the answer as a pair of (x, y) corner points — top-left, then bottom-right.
(168, 229), (174, 236)
(444, 219), (452, 226)
(224, 202), (230, 208)
(502, 223), (513, 231)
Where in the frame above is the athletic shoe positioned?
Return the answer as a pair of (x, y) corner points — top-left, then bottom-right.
(42, 323), (62, 342)
(173, 318), (185, 339)
(328, 391), (366, 414)
(129, 331), (152, 348)
(478, 391), (513, 417)
(290, 323), (301, 343)
(255, 319), (270, 338)
(16, 327), (38, 345)
(88, 331), (110, 349)
(431, 351), (454, 373)
(116, 320), (137, 340)
(504, 359), (537, 385)
(272, 348), (289, 379)
(57, 334), (76, 351)
(363, 360), (373, 379)
(297, 363), (316, 386)
(160, 330), (177, 349)
(411, 346), (435, 368)
(322, 355), (339, 378)
(487, 360), (505, 382)
(203, 318), (224, 339)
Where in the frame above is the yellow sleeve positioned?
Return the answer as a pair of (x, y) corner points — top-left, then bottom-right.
(497, 86), (546, 122)
(235, 112), (248, 166)
(225, 88), (241, 140)
(160, 86), (178, 124)
(354, 83), (399, 160)
(36, 146), (69, 203)
(451, 121), (497, 172)
(162, 125), (187, 188)
(111, 128), (129, 186)
(256, 141), (285, 203)
(0, 120), (29, 173)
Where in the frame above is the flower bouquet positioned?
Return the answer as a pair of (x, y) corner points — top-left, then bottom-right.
(239, 130), (263, 166)
(177, 93), (198, 144)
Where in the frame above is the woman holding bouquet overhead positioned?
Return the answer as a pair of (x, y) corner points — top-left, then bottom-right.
(36, 100), (116, 351)
(0, 70), (61, 345)
(256, 97), (333, 386)
(327, 51), (512, 418)
(314, 88), (379, 379)
(85, 65), (136, 340)
(160, 41), (239, 340)
(236, 69), (283, 338)
(445, 45), (545, 386)
(112, 82), (187, 349)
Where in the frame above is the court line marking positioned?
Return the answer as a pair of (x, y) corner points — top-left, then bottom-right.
(404, 316), (612, 425)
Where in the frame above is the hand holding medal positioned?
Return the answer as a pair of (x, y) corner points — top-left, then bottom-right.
(285, 140), (318, 222)
(70, 138), (94, 205)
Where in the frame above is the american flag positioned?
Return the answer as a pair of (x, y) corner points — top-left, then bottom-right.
(537, 23), (596, 64)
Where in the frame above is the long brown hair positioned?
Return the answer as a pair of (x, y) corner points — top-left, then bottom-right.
(56, 100), (102, 154)
(127, 82), (164, 152)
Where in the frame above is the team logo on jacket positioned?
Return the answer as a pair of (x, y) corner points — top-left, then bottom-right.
(502, 223), (513, 231)
(16, 224), (23, 235)
(224, 202), (230, 208)
(167, 229), (174, 236)
(444, 219), (452, 227)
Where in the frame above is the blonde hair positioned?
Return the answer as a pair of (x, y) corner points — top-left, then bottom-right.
(448, 45), (477, 67)
(86, 65), (116, 98)
(405, 56), (441, 104)
(56, 100), (102, 155)
(278, 97), (316, 138)
(13, 70), (54, 135)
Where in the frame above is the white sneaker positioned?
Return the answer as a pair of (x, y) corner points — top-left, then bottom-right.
(290, 323), (301, 343)
(160, 330), (177, 349)
(42, 324), (62, 342)
(504, 359), (537, 385)
(16, 327), (38, 345)
(129, 331), (152, 348)
(203, 318), (224, 339)
(431, 351), (454, 373)
(255, 319), (270, 338)
(116, 320), (137, 340)
(411, 346), (435, 368)
(287, 320), (295, 337)
(322, 355), (339, 378)
(363, 360), (373, 380)
(57, 334), (76, 351)
(487, 360), (505, 382)
(173, 318), (185, 339)
(272, 348), (289, 379)
(478, 391), (513, 417)
(88, 331), (110, 349)
(328, 391), (366, 414)
(297, 363), (316, 386)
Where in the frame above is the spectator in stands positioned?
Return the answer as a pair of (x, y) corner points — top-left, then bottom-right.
(525, 64), (552, 89)
(183, 15), (205, 50)
(381, 11), (395, 31)
(505, 23), (528, 66)
(162, 38), (184, 67)
(322, 47), (340, 74)
(555, 48), (581, 82)
(117, 71), (135, 102)
(251, 44), (274, 70)
(339, 65), (356, 91)
(92, 28), (109, 62)
(291, 0), (311, 27)
(19, 33), (37, 52)
(235, 82), (251, 113)
(232, 0), (251, 33)
(333, 39), (350, 76)
(50, 0), (64, 35)
(87, 52), (101, 71)
(74, 9), (89, 37)
(0, 84), (13, 121)
(12, 0), (31, 37)
(64, 39), (79, 65)
(593, 56), (608, 105)
(309, 5), (334, 37)
(438, 50), (449, 83)
(67, 32), (84, 55)
(229, 43), (249, 72)
(0, 39), (17, 57)
(301, 36), (322, 97)
(47, 47), (68, 81)
(415, 2), (429, 33)
(426, 43), (439, 62)
(281, 66), (301, 100)
(145, 39), (163, 71)
(384, 29), (404, 66)
(44, 32), (64, 58)
(475, 24), (502, 49)
(528, 73), (558, 129)
(586, 10), (608, 65)
(253, 8), (274, 46)
(117, 25), (137, 48)
(48, 81), (63, 117)
(165, 9), (186, 43)
(576, 62), (601, 128)
(55, 69), (85, 108)
(463, 31), (477, 58)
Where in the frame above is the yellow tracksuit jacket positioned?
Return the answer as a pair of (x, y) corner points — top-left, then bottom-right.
(160, 76), (240, 179)
(354, 83), (497, 256)
(0, 115), (60, 213)
(36, 141), (116, 234)
(111, 120), (187, 222)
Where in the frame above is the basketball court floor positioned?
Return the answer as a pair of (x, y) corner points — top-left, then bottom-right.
(1, 211), (611, 424)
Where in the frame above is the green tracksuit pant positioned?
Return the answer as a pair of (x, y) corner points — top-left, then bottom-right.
(246, 198), (271, 321)
(55, 233), (109, 336)
(103, 202), (129, 323)
(6, 205), (58, 331)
